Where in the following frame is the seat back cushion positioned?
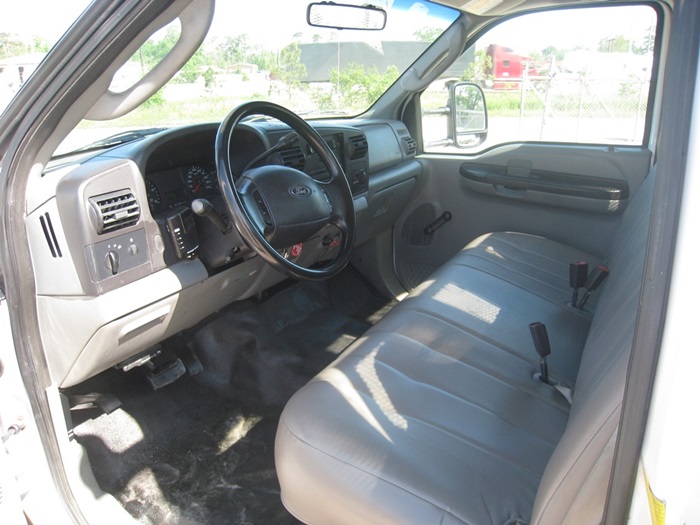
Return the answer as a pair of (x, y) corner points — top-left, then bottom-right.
(531, 170), (655, 525)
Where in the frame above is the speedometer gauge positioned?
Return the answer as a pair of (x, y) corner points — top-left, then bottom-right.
(185, 164), (217, 195)
(145, 179), (162, 210)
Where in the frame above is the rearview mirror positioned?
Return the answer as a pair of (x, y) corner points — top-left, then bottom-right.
(307, 2), (387, 31)
(449, 82), (488, 148)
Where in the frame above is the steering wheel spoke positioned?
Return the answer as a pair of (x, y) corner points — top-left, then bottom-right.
(216, 101), (356, 280)
(237, 184), (271, 237)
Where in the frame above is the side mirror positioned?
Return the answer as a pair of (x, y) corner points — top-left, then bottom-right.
(307, 2), (387, 31)
(449, 82), (488, 148)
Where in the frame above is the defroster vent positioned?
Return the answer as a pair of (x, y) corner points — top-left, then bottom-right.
(89, 190), (140, 234)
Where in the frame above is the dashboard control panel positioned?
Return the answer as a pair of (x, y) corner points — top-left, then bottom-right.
(166, 207), (200, 259)
(85, 228), (150, 282)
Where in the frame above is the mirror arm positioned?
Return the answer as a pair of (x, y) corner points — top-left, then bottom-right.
(423, 107), (450, 117)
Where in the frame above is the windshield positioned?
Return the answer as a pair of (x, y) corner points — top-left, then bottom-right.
(1, 0), (458, 156)
(1, 1), (89, 107)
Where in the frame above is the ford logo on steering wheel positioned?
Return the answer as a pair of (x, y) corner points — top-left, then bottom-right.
(289, 185), (311, 196)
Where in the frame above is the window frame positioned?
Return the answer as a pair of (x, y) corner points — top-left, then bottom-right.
(417, 2), (664, 155)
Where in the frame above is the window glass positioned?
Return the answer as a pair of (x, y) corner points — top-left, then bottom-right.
(2, 0), (460, 156)
(54, 0), (458, 156)
(0, 0), (90, 113)
(422, 5), (658, 153)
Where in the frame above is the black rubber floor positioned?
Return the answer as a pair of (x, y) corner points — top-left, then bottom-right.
(71, 270), (394, 525)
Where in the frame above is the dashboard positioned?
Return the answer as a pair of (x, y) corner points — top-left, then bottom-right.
(146, 163), (219, 213)
(143, 125), (367, 216)
(134, 122), (372, 270)
(31, 116), (421, 387)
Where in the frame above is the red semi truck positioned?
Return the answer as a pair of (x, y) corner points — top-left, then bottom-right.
(485, 44), (538, 89)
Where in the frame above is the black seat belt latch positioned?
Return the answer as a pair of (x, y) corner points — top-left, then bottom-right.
(578, 265), (609, 309)
(569, 261), (588, 307)
(529, 322), (551, 384)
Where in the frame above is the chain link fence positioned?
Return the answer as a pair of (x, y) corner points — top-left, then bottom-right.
(423, 72), (651, 151)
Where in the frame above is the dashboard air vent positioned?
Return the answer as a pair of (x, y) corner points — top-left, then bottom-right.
(402, 137), (417, 157)
(89, 190), (140, 235)
(348, 135), (368, 160)
(280, 147), (306, 170)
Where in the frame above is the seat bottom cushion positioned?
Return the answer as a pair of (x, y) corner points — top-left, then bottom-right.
(391, 232), (599, 385)
(276, 326), (570, 525)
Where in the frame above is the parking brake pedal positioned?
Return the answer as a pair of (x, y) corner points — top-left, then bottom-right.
(69, 393), (122, 415)
(146, 358), (186, 390)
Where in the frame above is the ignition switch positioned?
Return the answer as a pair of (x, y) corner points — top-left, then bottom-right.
(322, 235), (340, 248)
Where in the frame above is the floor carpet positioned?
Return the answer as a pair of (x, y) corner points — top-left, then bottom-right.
(70, 270), (394, 525)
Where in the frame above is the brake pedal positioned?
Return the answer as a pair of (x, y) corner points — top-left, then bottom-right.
(146, 358), (186, 390)
(180, 347), (204, 376)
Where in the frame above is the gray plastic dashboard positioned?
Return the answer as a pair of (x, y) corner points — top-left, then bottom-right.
(27, 118), (421, 387)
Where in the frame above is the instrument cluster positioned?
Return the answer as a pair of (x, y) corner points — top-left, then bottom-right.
(146, 163), (219, 215)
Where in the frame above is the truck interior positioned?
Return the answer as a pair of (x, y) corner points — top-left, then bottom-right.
(0, 0), (697, 524)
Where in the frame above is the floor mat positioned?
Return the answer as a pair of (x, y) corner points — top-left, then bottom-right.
(71, 270), (395, 525)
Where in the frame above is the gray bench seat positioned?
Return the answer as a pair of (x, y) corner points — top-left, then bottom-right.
(275, 171), (654, 525)
(454, 232), (606, 309)
(395, 251), (593, 385)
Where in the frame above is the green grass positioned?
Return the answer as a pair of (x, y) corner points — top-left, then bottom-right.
(77, 85), (647, 132)
(77, 95), (253, 130)
(485, 91), (542, 116)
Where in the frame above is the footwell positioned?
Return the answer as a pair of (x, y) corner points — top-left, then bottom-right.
(71, 271), (394, 525)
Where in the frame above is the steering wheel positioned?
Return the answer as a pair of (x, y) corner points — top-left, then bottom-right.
(215, 101), (356, 281)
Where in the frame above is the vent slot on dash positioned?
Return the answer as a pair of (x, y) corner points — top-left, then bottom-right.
(279, 147), (306, 170)
(89, 190), (140, 235)
(402, 137), (417, 157)
(40, 212), (62, 258)
(349, 135), (368, 160)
